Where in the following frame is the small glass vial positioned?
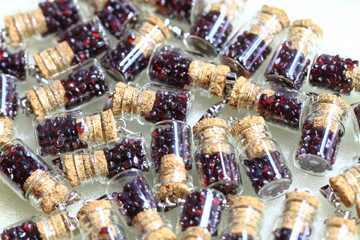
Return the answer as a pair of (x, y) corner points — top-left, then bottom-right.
(351, 102), (360, 142)
(271, 189), (321, 240)
(101, 14), (170, 82)
(323, 213), (358, 240)
(265, 19), (323, 89)
(221, 5), (290, 78)
(221, 196), (265, 240)
(193, 117), (242, 196)
(34, 109), (120, 156)
(0, 211), (78, 240)
(33, 18), (109, 79)
(3, 0), (80, 44)
(104, 82), (191, 124)
(0, 139), (70, 214)
(187, 0), (246, 55)
(179, 188), (225, 239)
(310, 53), (359, 94)
(295, 94), (349, 174)
(151, 0), (194, 23)
(77, 199), (127, 240)
(228, 77), (308, 130)
(151, 120), (192, 206)
(230, 116), (292, 199)
(148, 44), (236, 98)
(22, 59), (108, 120)
(0, 43), (28, 81)
(106, 169), (177, 240)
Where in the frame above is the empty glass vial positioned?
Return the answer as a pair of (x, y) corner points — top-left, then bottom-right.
(193, 117), (242, 196)
(101, 14), (170, 82)
(34, 109), (120, 156)
(22, 59), (108, 120)
(0, 139), (70, 214)
(106, 169), (177, 240)
(271, 189), (321, 240)
(77, 199), (127, 240)
(104, 82), (191, 124)
(151, 0), (194, 23)
(187, 0), (246, 55)
(3, 0), (80, 44)
(33, 18), (109, 79)
(221, 5), (290, 78)
(221, 196), (265, 240)
(265, 19), (323, 89)
(179, 188), (225, 239)
(295, 94), (350, 174)
(352, 102), (360, 142)
(0, 43), (28, 81)
(228, 77), (308, 130)
(323, 213), (358, 240)
(151, 120), (192, 206)
(0, 211), (78, 240)
(230, 116), (292, 199)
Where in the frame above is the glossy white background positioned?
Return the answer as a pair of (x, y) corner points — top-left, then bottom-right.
(0, 0), (360, 239)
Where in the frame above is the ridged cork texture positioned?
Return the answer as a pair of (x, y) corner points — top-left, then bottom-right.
(113, 82), (127, 115)
(229, 224), (256, 239)
(139, 90), (156, 117)
(281, 215), (309, 233)
(291, 19), (323, 38)
(145, 14), (170, 40)
(230, 116), (265, 137)
(193, 118), (227, 135)
(37, 212), (72, 240)
(77, 199), (112, 219)
(145, 226), (177, 240)
(4, 15), (21, 43)
(103, 109), (117, 142)
(261, 5), (290, 32)
(284, 190), (321, 222)
(189, 60), (216, 90)
(132, 208), (165, 235)
(85, 113), (107, 143)
(230, 196), (265, 212)
(193, 118), (228, 146)
(32, 8), (48, 34)
(325, 215), (358, 234)
(64, 154), (81, 188)
(76, 119), (88, 144)
(315, 94), (349, 113)
(344, 165), (360, 193)
(130, 32), (154, 58)
(329, 175), (356, 207)
(93, 150), (109, 177)
(229, 77), (247, 109)
(0, 116), (13, 146)
(210, 65), (230, 98)
(346, 66), (360, 91)
(91, 0), (109, 11)
(182, 226), (211, 240)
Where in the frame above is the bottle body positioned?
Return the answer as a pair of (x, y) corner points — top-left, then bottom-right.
(323, 214), (358, 240)
(0, 44), (28, 81)
(152, 0), (194, 23)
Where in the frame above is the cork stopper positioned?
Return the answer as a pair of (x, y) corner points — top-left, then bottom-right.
(356, 200), (360, 218)
(193, 118), (227, 135)
(36, 212), (74, 240)
(343, 165), (360, 193)
(91, 0), (109, 12)
(112, 82), (127, 115)
(144, 14), (170, 40)
(77, 199), (112, 219)
(261, 5), (290, 32)
(84, 110), (117, 144)
(0, 116), (13, 146)
(230, 116), (265, 137)
(130, 32), (154, 58)
(291, 19), (323, 38)
(228, 77), (247, 109)
(284, 190), (321, 222)
(210, 2), (238, 21)
(4, 15), (21, 43)
(103, 109), (117, 142)
(181, 226), (211, 240)
(325, 215), (358, 238)
(346, 66), (360, 91)
(132, 208), (166, 235)
(188, 60), (217, 90)
(229, 224), (257, 239)
(229, 196), (265, 212)
(329, 175), (356, 207)
(280, 215), (309, 233)
(31, 8), (48, 34)
(145, 226), (177, 240)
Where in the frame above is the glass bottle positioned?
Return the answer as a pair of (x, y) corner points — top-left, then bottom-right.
(2, 0), (80, 44)
(230, 115), (292, 199)
(104, 82), (191, 124)
(193, 117), (242, 196)
(33, 17), (109, 79)
(0, 139), (70, 214)
(323, 213), (358, 240)
(151, 120), (192, 207)
(148, 44), (237, 98)
(22, 59), (109, 120)
(221, 5), (290, 78)
(187, 0), (246, 55)
(0, 43), (28, 81)
(265, 19), (323, 89)
(106, 169), (177, 240)
(0, 211), (78, 240)
(77, 199), (127, 240)
(221, 196), (265, 240)
(271, 189), (321, 240)
(179, 188), (225, 239)
(101, 14), (170, 82)
(228, 77), (308, 130)
(151, 0), (194, 23)
(351, 102), (360, 142)
(295, 94), (349, 174)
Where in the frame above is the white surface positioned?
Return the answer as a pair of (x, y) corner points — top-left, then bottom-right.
(0, 0), (360, 239)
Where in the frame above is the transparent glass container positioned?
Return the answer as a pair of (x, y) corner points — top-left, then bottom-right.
(351, 102), (360, 143)
(221, 5), (290, 78)
(230, 116), (292, 199)
(104, 82), (192, 125)
(151, 0), (194, 23)
(187, 0), (246, 56)
(265, 19), (323, 89)
(0, 139), (70, 214)
(0, 43), (28, 81)
(101, 14), (170, 82)
(193, 117), (242, 196)
(22, 59), (109, 120)
(322, 213), (358, 240)
(106, 169), (177, 240)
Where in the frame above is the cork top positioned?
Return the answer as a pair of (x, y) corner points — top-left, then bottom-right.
(146, 14), (170, 40)
(230, 116), (265, 137)
(315, 94), (349, 110)
(228, 77), (247, 109)
(193, 118), (227, 135)
(77, 200), (112, 219)
(325, 215), (358, 233)
(229, 196), (265, 212)
(329, 175), (356, 207)
(286, 190), (321, 209)
(292, 19), (323, 37)
(261, 5), (290, 28)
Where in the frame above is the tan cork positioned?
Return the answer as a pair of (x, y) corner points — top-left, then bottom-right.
(144, 14), (170, 40)
(229, 77), (247, 109)
(53, 80), (66, 105)
(48, 47), (67, 72)
(83, 153), (96, 179)
(157, 182), (191, 204)
(229, 224), (256, 239)
(0, 116), (13, 137)
(132, 208), (164, 235)
(91, 0), (109, 12)
(356, 200), (360, 218)
(325, 215), (358, 233)
(230, 116), (265, 137)
(189, 60), (216, 90)
(31, 8), (48, 34)
(40, 183), (69, 215)
(181, 226), (211, 240)
(58, 41), (75, 66)
(210, 3), (237, 20)
(13, 13), (30, 39)
(74, 153), (87, 182)
(284, 190), (321, 222)
(145, 226), (177, 240)
(4, 15), (21, 43)
(210, 65), (230, 98)
(33, 53), (52, 79)
(93, 150), (109, 177)
(40, 50), (59, 77)
(291, 19), (323, 38)
(193, 118), (228, 147)
(113, 82), (127, 115)
(346, 66), (360, 91)
(103, 109), (117, 142)
(281, 215), (309, 233)
(35, 87), (52, 114)
(64, 154), (80, 188)
(37, 212), (72, 240)
(86, 116), (96, 142)
(286, 190), (321, 208)
(261, 5), (290, 31)
(76, 119), (88, 144)
(344, 165), (360, 193)
(0, 136), (10, 147)
(93, 114), (106, 142)
(121, 86), (135, 114)
(139, 90), (156, 117)
(77, 199), (112, 219)
(131, 89), (141, 115)
(193, 118), (227, 135)
(315, 94), (349, 113)
(130, 32), (154, 58)
(230, 196), (265, 212)
(329, 175), (356, 207)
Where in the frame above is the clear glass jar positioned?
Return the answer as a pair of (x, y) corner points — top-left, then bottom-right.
(187, 0), (246, 55)
(104, 82), (191, 124)
(221, 5), (290, 78)
(77, 199), (127, 240)
(101, 14), (170, 82)
(221, 196), (265, 240)
(33, 17), (109, 79)
(351, 102), (360, 143)
(323, 213), (358, 240)
(0, 211), (78, 240)
(0, 139), (70, 214)
(151, 120), (193, 207)
(148, 44), (237, 98)
(106, 169), (177, 240)
(34, 109), (121, 156)
(193, 117), (242, 196)
(0, 43), (28, 81)
(228, 77), (309, 130)
(230, 116), (292, 199)
(295, 94), (349, 175)
(3, 0), (80, 44)
(265, 19), (323, 89)
(151, 0), (194, 23)
(22, 59), (109, 120)
(179, 188), (225, 239)
(271, 189), (321, 240)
